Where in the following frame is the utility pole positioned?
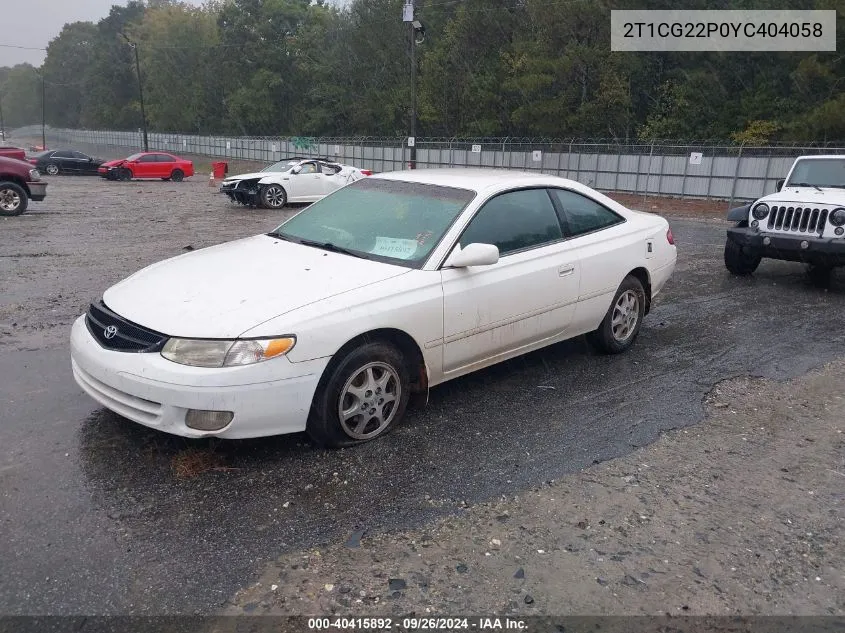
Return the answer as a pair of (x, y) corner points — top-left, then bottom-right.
(41, 72), (46, 150)
(0, 90), (5, 141)
(404, 0), (416, 169)
(121, 33), (149, 152)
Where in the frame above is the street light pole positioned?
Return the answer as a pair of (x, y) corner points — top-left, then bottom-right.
(0, 90), (5, 141)
(120, 33), (149, 152)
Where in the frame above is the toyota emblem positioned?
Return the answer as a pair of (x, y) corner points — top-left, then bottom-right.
(103, 325), (118, 340)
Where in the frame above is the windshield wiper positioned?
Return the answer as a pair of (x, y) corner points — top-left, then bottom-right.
(792, 182), (823, 192)
(296, 238), (370, 259)
(266, 230), (297, 242)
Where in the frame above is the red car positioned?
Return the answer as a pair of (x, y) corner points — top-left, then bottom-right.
(98, 152), (194, 182)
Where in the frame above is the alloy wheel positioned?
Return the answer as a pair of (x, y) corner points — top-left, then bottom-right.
(338, 362), (401, 440)
(610, 289), (640, 342)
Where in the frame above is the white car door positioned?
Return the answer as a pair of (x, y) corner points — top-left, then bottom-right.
(288, 161), (324, 201)
(440, 188), (581, 377)
(317, 163), (349, 196)
(547, 188), (644, 333)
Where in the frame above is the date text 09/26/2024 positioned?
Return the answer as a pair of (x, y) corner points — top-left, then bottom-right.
(307, 617), (528, 631)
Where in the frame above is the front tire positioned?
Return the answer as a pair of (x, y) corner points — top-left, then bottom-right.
(724, 238), (761, 275)
(0, 182), (28, 216)
(45, 163), (60, 176)
(117, 168), (132, 181)
(588, 275), (646, 354)
(807, 264), (833, 288)
(307, 342), (411, 448)
(260, 184), (287, 209)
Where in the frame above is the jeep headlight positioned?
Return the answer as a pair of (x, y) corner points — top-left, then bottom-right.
(752, 203), (769, 220)
(829, 208), (845, 227)
(29, 169), (41, 181)
(161, 336), (296, 367)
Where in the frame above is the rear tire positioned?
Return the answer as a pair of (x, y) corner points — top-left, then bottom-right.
(307, 342), (410, 448)
(587, 275), (646, 354)
(171, 169), (184, 182)
(0, 182), (28, 216)
(724, 238), (761, 276)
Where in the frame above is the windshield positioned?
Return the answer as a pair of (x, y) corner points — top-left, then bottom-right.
(785, 158), (845, 188)
(261, 160), (297, 173)
(125, 153), (143, 161)
(273, 178), (476, 267)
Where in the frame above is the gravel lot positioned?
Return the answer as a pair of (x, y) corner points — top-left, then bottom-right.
(1, 171), (843, 617)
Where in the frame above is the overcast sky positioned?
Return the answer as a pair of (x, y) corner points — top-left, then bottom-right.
(0, 0), (204, 68)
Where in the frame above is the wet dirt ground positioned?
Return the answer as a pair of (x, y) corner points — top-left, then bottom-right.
(1, 172), (843, 616)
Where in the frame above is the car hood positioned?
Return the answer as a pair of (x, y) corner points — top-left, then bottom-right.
(223, 170), (287, 183)
(102, 235), (410, 338)
(759, 187), (845, 207)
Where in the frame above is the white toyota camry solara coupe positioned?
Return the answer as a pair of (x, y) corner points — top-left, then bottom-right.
(70, 169), (677, 447)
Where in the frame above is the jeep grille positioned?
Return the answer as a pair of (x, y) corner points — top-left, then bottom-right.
(767, 206), (828, 235)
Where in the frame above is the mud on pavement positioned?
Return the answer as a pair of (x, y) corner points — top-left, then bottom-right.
(228, 363), (845, 616)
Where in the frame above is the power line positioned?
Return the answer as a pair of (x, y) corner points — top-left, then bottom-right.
(0, 44), (47, 51)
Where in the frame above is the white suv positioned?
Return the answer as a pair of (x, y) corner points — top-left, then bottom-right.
(724, 155), (845, 283)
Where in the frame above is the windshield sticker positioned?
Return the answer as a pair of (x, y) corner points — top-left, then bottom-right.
(415, 230), (433, 246)
(370, 236), (419, 259)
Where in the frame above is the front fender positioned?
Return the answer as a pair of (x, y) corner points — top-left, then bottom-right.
(727, 203), (751, 222)
(258, 175), (290, 186)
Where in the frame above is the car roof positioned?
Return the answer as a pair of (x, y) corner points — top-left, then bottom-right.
(372, 168), (561, 192)
(794, 155), (845, 160)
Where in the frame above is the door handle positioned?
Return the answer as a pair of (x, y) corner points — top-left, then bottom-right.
(558, 264), (575, 277)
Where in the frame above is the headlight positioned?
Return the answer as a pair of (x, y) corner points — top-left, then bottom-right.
(161, 336), (296, 367)
(752, 203), (769, 220)
(29, 169), (41, 181)
(829, 208), (845, 227)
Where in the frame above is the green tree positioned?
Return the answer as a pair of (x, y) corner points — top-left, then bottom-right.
(41, 22), (99, 128)
(133, 2), (224, 133)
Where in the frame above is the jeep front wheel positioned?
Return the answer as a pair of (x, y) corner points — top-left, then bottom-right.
(724, 239), (761, 276)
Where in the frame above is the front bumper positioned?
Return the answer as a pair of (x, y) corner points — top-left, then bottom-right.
(27, 181), (47, 201)
(727, 226), (845, 266)
(70, 315), (327, 439)
(220, 183), (260, 205)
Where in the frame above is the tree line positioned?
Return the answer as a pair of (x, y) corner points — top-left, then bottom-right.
(0, 0), (843, 143)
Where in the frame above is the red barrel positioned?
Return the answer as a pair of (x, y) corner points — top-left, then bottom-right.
(212, 161), (228, 178)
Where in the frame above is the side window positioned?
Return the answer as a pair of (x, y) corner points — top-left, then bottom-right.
(138, 154), (158, 163)
(298, 162), (317, 174)
(72, 151), (89, 159)
(53, 150), (73, 158)
(156, 154), (175, 162)
(549, 189), (624, 237)
(459, 189), (562, 256)
(320, 163), (341, 175)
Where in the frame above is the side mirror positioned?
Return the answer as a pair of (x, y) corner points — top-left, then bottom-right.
(776, 178), (785, 191)
(291, 166), (302, 175)
(444, 243), (499, 268)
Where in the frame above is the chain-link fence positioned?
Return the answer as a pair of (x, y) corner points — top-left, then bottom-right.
(12, 126), (845, 205)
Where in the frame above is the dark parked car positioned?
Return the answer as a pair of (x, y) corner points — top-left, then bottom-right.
(29, 149), (105, 176)
(0, 155), (47, 216)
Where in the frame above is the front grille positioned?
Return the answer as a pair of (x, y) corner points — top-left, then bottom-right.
(85, 301), (168, 353)
(767, 206), (828, 235)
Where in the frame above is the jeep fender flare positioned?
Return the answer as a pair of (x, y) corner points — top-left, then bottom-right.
(727, 202), (752, 223)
